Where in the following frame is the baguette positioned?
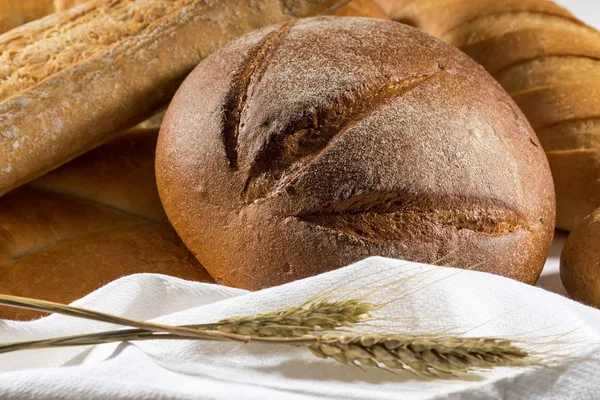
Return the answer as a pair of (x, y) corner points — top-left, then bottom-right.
(0, 128), (213, 321)
(377, 0), (600, 231)
(0, 0), (349, 197)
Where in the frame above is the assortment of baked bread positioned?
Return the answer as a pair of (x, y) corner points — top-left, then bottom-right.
(0, 0), (598, 317)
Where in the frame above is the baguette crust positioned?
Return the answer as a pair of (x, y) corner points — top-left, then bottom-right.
(0, 0), (55, 34)
(378, 0), (600, 231)
(0, 0), (348, 196)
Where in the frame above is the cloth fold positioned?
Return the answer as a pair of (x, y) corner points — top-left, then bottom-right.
(1, 257), (599, 400)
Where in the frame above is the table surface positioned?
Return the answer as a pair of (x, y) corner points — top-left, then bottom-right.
(532, 0), (597, 296)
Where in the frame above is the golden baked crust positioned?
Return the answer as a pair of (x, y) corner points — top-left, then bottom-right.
(0, 0), (55, 34)
(376, 0), (600, 231)
(0, 0), (349, 197)
(0, 0), (90, 35)
(30, 129), (167, 222)
(156, 17), (555, 290)
(561, 208), (600, 307)
(53, 0), (88, 13)
(0, 130), (213, 321)
(335, 0), (389, 18)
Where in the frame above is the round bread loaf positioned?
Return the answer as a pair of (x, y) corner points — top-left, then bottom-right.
(0, 129), (213, 320)
(561, 208), (600, 307)
(156, 17), (555, 290)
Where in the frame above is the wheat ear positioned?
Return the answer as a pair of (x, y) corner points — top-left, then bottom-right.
(0, 295), (538, 378)
(308, 334), (532, 377)
(217, 299), (375, 336)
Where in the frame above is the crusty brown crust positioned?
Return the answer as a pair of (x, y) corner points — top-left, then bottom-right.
(0, 0), (55, 34)
(156, 17), (555, 290)
(0, 129), (213, 321)
(376, 0), (600, 231)
(30, 129), (167, 222)
(561, 208), (600, 307)
(0, 0), (349, 197)
(0, 0), (90, 34)
(53, 0), (88, 13)
(335, 0), (389, 18)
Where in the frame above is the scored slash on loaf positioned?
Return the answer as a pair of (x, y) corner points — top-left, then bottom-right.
(377, 0), (600, 231)
(0, 0), (351, 197)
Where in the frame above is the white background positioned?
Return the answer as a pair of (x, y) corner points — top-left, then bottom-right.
(555, 0), (600, 28)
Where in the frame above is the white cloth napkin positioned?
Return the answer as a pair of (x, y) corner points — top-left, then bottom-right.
(1, 256), (600, 400)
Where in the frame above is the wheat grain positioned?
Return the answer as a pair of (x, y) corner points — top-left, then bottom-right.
(217, 299), (375, 337)
(307, 333), (532, 377)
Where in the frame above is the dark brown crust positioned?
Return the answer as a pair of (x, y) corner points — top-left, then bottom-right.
(376, 0), (600, 231)
(298, 191), (528, 242)
(156, 17), (555, 290)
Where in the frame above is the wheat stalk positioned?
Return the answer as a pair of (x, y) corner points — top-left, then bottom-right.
(0, 329), (536, 377)
(0, 295), (373, 339)
(0, 299), (374, 353)
(0, 295), (539, 378)
(0, 294), (247, 342)
(0, 299), (375, 353)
